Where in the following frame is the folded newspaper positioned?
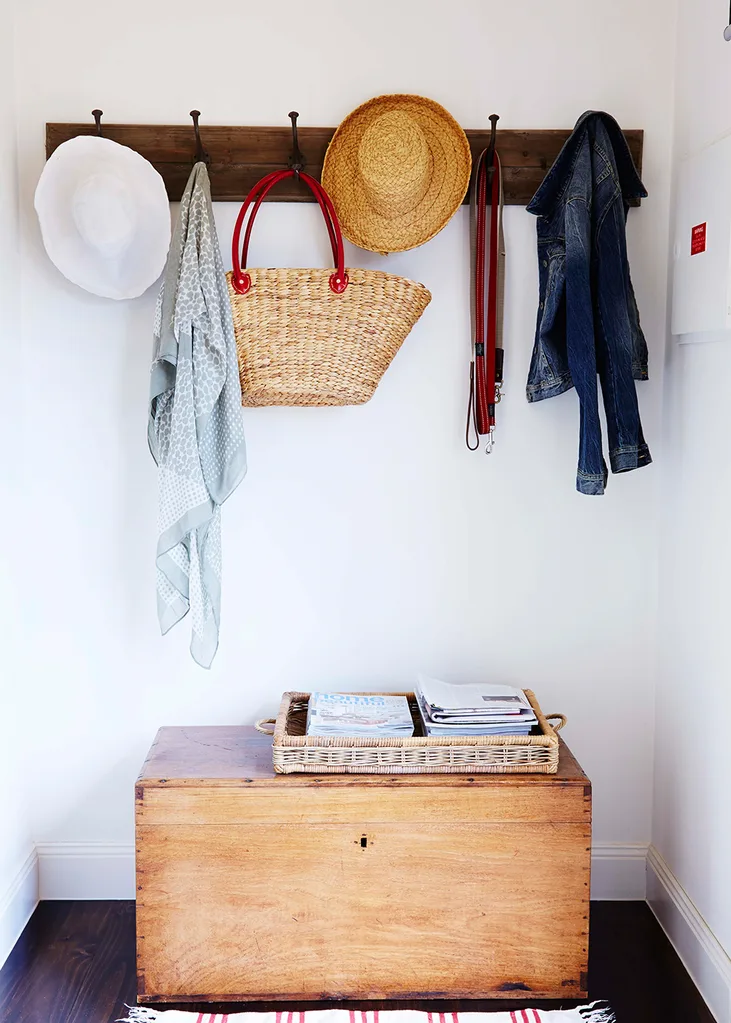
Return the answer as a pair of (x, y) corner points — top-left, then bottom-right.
(416, 675), (538, 736)
(306, 692), (414, 737)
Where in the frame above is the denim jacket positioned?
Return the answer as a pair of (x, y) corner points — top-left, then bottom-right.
(526, 111), (651, 495)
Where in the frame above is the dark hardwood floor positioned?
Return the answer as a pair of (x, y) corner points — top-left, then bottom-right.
(0, 901), (715, 1023)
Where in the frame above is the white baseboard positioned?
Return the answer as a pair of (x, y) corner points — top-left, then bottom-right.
(648, 844), (731, 1023)
(33, 840), (646, 902)
(37, 842), (135, 900)
(0, 848), (39, 969)
(590, 841), (648, 900)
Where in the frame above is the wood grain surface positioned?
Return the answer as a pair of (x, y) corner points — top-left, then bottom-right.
(0, 902), (716, 1023)
(0, 901), (138, 1023)
(136, 821), (590, 1001)
(45, 123), (644, 206)
(136, 728), (591, 1003)
(136, 782), (591, 826)
(137, 726), (589, 786)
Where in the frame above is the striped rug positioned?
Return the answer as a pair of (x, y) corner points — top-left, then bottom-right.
(120, 1005), (615, 1023)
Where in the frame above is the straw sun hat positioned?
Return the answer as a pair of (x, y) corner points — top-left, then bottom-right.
(322, 94), (472, 254)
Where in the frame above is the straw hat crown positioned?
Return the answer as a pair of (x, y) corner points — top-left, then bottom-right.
(358, 110), (432, 218)
(322, 94), (471, 254)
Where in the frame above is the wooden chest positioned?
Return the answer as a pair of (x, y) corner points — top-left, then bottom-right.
(136, 727), (591, 1004)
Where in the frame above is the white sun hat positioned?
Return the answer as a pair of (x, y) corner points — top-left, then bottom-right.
(34, 135), (172, 300)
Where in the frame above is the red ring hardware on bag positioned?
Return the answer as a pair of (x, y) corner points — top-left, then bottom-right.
(231, 169), (349, 296)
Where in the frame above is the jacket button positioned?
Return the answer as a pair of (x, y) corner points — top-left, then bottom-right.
(542, 260), (548, 267)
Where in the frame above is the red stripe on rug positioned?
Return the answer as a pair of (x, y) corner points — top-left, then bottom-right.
(349, 1012), (356, 1023)
(452, 1013), (459, 1023)
(509, 1014), (518, 1023)
(427, 1012), (434, 1023)
(521, 1011), (530, 1023)
(532, 1011), (541, 1022)
(276, 1014), (282, 1023)
(439, 1013), (446, 1023)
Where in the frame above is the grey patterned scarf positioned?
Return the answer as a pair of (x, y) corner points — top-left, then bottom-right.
(149, 163), (246, 668)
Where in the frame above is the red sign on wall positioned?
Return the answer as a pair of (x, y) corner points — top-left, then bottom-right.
(691, 222), (707, 255)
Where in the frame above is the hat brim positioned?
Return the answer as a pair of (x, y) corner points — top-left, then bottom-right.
(322, 94), (472, 254)
(35, 136), (171, 301)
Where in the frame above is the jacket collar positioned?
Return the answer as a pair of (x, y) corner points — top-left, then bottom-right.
(527, 110), (647, 217)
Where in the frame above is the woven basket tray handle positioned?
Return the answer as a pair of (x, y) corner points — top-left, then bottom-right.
(546, 713), (567, 731)
(231, 169), (349, 296)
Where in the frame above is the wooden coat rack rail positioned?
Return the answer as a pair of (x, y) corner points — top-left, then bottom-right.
(46, 121), (644, 206)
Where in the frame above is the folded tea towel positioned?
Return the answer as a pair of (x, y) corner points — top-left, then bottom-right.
(149, 162), (246, 668)
(120, 1006), (615, 1023)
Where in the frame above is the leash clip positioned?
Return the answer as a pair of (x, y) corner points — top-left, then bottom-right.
(485, 426), (495, 455)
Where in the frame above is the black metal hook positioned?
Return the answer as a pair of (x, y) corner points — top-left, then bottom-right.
(287, 111), (305, 177)
(189, 110), (210, 165)
(487, 113), (499, 160)
(91, 109), (103, 137)
(486, 113), (499, 180)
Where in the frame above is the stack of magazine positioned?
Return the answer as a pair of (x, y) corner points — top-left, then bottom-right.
(306, 692), (414, 738)
(415, 674), (538, 736)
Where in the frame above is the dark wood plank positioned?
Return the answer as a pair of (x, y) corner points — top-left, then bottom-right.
(0, 901), (136, 1023)
(137, 726), (588, 787)
(0, 901), (715, 1023)
(588, 902), (716, 1023)
(45, 123), (644, 206)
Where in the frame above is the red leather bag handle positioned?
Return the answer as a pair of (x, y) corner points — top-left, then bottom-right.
(242, 173), (341, 281)
(240, 171), (338, 275)
(231, 169), (348, 296)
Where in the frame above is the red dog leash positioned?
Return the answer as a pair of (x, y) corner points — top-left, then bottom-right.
(467, 126), (505, 453)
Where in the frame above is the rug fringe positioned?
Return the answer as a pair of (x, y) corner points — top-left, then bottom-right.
(116, 1008), (160, 1023)
(578, 1002), (617, 1023)
(115, 1005), (614, 1022)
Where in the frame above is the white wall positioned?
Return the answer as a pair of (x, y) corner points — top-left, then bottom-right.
(0, 0), (38, 968)
(10, 0), (676, 897)
(650, 0), (731, 1019)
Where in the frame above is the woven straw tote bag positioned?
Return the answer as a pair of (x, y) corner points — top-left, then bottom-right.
(226, 169), (431, 406)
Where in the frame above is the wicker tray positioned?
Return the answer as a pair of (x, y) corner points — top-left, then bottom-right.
(256, 690), (566, 774)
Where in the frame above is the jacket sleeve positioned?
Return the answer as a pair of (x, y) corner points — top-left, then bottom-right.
(564, 191), (608, 494)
